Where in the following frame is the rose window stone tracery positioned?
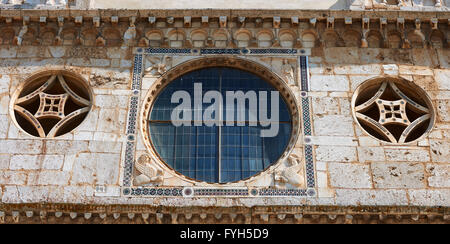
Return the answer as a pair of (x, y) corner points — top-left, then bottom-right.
(12, 71), (92, 138)
(352, 77), (434, 144)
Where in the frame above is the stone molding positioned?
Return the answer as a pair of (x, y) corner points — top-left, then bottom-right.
(0, 203), (448, 224)
(0, 0), (449, 11)
(0, 10), (448, 49)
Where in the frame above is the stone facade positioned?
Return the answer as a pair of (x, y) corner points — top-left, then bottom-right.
(0, 2), (449, 224)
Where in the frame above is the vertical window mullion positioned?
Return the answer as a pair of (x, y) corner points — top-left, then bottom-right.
(195, 126), (198, 180)
(261, 136), (265, 171)
(173, 126), (177, 172)
(241, 126), (244, 181)
(217, 68), (223, 183)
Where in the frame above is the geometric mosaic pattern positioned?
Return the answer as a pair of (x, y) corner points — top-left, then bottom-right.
(299, 56), (309, 91)
(143, 48), (305, 56)
(122, 48), (316, 197)
(124, 188), (183, 197)
(122, 54), (143, 187)
(259, 188), (307, 196)
(194, 188), (249, 197)
(299, 56), (316, 193)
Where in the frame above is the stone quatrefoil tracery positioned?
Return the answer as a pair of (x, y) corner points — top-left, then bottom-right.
(354, 80), (432, 143)
(13, 73), (91, 138)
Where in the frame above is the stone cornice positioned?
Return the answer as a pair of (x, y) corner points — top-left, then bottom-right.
(0, 9), (449, 21)
(0, 8), (447, 49)
(0, 203), (448, 224)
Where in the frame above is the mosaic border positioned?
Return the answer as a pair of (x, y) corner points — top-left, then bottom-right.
(194, 188), (249, 196)
(121, 187), (313, 197)
(301, 97), (312, 136)
(122, 49), (316, 196)
(122, 54), (143, 187)
(299, 56), (316, 190)
(299, 56), (309, 91)
(124, 188), (184, 197)
(139, 47), (309, 56)
(259, 188), (307, 196)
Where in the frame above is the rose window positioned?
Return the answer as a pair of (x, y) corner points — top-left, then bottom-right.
(11, 71), (92, 138)
(352, 77), (434, 143)
(145, 67), (293, 183)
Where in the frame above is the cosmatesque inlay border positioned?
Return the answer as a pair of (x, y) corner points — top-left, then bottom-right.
(121, 48), (316, 197)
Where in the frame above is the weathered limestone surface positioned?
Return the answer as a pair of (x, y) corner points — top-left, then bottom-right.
(372, 162), (425, 188)
(328, 163), (372, 188)
(335, 189), (409, 206)
(0, 10), (448, 213)
(426, 164), (450, 188)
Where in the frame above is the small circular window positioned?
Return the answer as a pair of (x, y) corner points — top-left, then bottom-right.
(11, 71), (92, 138)
(352, 77), (435, 144)
(146, 66), (294, 183)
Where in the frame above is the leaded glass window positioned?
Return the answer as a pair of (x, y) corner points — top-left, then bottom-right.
(148, 67), (292, 183)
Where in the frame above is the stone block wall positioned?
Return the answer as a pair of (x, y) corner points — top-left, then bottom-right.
(0, 45), (132, 204)
(0, 45), (447, 208)
(0, 10), (448, 214)
(308, 48), (449, 206)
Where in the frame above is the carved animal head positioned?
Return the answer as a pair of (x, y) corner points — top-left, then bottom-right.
(138, 154), (152, 165)
(287, 153), (302, 166)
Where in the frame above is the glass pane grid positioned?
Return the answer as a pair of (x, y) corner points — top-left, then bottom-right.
(148, 67), (292, 183)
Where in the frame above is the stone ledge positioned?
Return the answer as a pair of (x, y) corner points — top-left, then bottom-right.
(0, 9), (449, 21)
(0, 203), (448, 224)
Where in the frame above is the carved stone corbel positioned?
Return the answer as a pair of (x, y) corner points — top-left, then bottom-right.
(415, 18), (421, 30)
(309, 18), (317, 27)
(201, 16), (209, 26)
(123, 17), (137, 46)
(54, 16), (64, 45)
(361, 17), (370, 48)
(431, 18), (438, 30)
(219, 16), (227, 28)
(14, 26), (28, 46)
(238, 17), (246, 28)
(184, 16), (191, 28)
(327, 17), (335, 29)
(291, 17), (299, 27)
(273, 16), (281, 29)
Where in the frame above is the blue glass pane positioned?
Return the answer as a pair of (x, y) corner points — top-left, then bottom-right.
(149, 67), (292, 183)
(150, 123), (218, 183)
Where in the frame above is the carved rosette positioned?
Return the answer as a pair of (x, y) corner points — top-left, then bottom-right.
(352, 76), (435, 144)
(11, 71), (92, 138)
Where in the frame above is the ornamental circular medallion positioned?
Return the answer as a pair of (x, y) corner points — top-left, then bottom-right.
(11, 71), (92, 138)
(141, 57), (301, 185)
(352, 77), (435, 144)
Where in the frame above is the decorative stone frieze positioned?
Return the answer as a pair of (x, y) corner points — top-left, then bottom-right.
(0, 204), (448, 224)
(0, 10), (448, 49)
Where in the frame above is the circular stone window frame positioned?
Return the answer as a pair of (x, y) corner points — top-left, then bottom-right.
(9, 70), (94, 139)
(351, 75), (436, 145)
(140, 56), (301, 186)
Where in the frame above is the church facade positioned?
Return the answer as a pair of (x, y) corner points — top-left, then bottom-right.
(0, 0), (449, 223)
